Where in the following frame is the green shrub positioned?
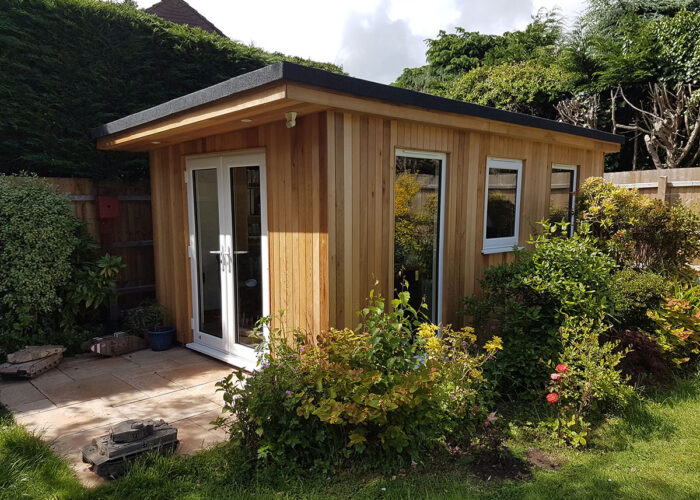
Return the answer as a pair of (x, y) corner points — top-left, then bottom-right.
(611, 268), (672, 330)
(0, 175), (123, 359)
(577, 177), (700, 274)
(123, 303), (171, 334)
(646, 285), (700, 366)
(0, 0), (343, 180)
(460, 221), (619, 399)
(215, 292), (502, 471)
(545, 317), (633, 447)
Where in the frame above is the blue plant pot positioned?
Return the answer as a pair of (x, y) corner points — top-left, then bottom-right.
(148, 326), (175, 351)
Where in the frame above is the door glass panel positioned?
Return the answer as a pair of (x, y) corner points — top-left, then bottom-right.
(192, 169), (222, 338)
(394, 155), (442, 321)
(549, 167), (577, 235)
(486, 168), (519, 239)
(231, 166), (262, 349)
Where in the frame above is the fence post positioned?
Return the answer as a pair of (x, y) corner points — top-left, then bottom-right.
(657, 175), (668, 202)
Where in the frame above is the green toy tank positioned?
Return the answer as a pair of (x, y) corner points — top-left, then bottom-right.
(81, 419), (179, 478)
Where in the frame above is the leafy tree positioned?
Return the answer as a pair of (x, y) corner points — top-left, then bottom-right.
(446, 60), (577, 118)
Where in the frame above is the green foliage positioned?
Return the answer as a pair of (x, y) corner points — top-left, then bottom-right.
(123, 303), (170, 333)
(447, 59), (577, 120)
(590, 8), (700, 88)
(0, 175), (122, 359)
(216, 291), (501, 471)
(0, 408), (85, 499)
(393, 171), (438, 286)
(577, 178), (700, 273)
(611, 268), (671, 329)
(647, 285), (700, 365)
(394, 8), (567, 108)
(461, 221), (619, 399)
(546, 317), (633, 447)
(0, 0), (342, 180)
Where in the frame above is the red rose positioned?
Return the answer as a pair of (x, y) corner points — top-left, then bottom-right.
(555, 364), (569, 373)
(546, 393), (559, 403)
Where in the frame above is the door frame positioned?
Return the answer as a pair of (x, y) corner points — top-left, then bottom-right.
(394, 148), (447, 324)
(184, 149), (270, 370)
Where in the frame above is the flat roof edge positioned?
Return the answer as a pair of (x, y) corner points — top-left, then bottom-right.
(92, 61), (625, 146)
(90, 63), (285, 139)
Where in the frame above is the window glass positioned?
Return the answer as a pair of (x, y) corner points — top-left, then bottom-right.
(394, 153), (443, 321)
(549, 166), (577, 235)
(486, 168), (519, 239)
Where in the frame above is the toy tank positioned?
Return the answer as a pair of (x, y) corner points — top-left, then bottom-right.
(81, 419), (179, 478)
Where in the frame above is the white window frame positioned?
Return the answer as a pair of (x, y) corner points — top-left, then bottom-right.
(395, 148), (446, 324)
(482, 157), (523, 254)
(551, 164), (578, 236)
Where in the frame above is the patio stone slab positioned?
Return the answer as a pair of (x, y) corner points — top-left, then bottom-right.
(8, 346), (234, 488)
(157, 361), (233, 387)
(60, 356), (140, 380)
(36, 373), (148, 407)
(0, 380), (47, 411)
(11, 398), (56, 415)
(16, 401), (113, 440)
(31, 369), (76, 392)
(113, 389), (219, 422)
(111, 371), (185, 398)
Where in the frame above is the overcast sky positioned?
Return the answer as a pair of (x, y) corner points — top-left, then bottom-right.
(138, 0), (588, 84)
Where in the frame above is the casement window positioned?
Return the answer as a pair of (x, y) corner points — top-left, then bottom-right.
(549, 164), (578, 236)
(482, 158), (523, 254)
(394, 149), (446, 323)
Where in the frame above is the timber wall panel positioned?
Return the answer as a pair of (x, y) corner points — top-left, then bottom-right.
(325, 115), (607, 329)
(149, 113), (328, 344)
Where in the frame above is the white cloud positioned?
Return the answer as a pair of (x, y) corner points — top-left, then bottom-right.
(136, 0), (588, 83)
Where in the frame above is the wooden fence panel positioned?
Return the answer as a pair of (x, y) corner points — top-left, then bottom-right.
(604, 168), (700, 265)
(43, 177), (155, 312)
(604, 167), (700, 207)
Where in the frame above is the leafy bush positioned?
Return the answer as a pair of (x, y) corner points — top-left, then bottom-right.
(216, 292), (502, 470)
(545, 317), (633, 447)
(445, 59), (577, 118)
(577, 178), (700, 273)
(647, 285), (700, 366)
(0, 0), (342, 180)
(0, 175), (123, 359)
(123, 303), (171, 334)
(460, 221), (619, 399)
(611, 268), (671, 329)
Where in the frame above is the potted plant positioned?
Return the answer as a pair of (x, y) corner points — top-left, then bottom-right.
(123, 303), (176, 351)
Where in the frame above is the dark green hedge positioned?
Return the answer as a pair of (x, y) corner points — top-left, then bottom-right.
(0, 0), (342, 180)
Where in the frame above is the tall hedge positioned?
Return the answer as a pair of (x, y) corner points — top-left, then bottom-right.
(0, 0), (342, 180)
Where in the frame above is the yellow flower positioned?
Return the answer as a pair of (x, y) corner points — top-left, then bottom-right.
(426, 336), (442, 353)
(417, 323), (439, 339)
(484, 336), (503, 352)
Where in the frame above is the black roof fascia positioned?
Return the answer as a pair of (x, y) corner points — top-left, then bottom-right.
(92, 62), (625, 145)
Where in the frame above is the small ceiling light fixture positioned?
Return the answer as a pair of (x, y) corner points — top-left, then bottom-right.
(151, 141), (161, 144)
(240, 118), (253, 123)
(285, 111), (297, 128)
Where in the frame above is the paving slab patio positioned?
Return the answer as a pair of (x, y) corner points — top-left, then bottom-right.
(0, 346), (235, 487)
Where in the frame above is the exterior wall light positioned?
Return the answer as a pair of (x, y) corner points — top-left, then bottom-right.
(285, 111), (297, 128)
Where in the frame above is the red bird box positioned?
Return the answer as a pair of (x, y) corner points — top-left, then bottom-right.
(96, 195), (119, 219)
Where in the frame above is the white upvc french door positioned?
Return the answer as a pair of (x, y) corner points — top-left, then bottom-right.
(185, 150), (269, 369)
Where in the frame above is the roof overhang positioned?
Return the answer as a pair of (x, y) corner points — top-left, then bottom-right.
(94, 62), (625, 153)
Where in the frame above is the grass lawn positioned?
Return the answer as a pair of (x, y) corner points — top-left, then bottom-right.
(2, 372), (699, 500)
